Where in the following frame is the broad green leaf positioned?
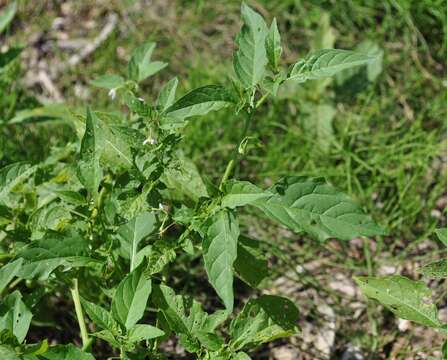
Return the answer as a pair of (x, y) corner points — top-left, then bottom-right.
(234, 236), (269, 288)
(98, 121), (134, 171)
(253, 177), (384, 241)
(165, 85), (236, 120)
(81, 298), (120, 333)
(127, 324), (164, 343)
(17, 232), (96, 280)
(0, 2), (16, 34)
(265, 18), (281, 72)
(0, 291), (32, 343)
(117, 212), (157, 271)
(0, 258), (23, 294)
(28, 203), (72, 237)
(355, 275), (442, 328)
(161, 153), (208, 203)
(436, 228), (447, 247)
(128, 42), (167, 83)
(203, 210), (239, 312)
(157, 77), (178, 112)
(90, 74), (125, 90)
(229, 295), (299, 350)
(233, 3), (268, 88)
(0, 163), (37, 207)
(111, 263), (152, 330)
(288, 49), (375, 83)
(221, 180), (271, 209)
(420, 259), (447, 279)
(152, 284), (227, 337)
(38, 344), (95, 360)
(77, 108), (103, 196)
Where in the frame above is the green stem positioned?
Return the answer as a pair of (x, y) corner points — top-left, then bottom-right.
(70, 278), (89, 349)
(218, 109), (253, 190)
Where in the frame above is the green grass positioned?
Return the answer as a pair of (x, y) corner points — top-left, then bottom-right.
(3, 0), (447, 357)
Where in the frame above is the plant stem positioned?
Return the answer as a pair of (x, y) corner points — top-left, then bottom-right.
(218, 109), (253, 190)
(70, 278), (89, 349)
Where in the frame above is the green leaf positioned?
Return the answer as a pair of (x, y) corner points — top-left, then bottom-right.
(229, 295), (299, 350)
(0, 291), (32, 343)
(0, 259), (23, 295)
(81, 298), (120, 333)
(436, 228), (447, 247)
(0, 163), (37, 207)
(38, 344), (95, 360)
(288, 49), (375, 83)
(117, 212), (157, 271)
(127, 324), (164, 343)
(97, 120), (134, 171)
(355, 275), (442, 328)
(196, 331), (224, 351)
(157, 77), (178, 112)
(151, 284), (227, 338)
(233, 3), (268, 88)
(128, 42), (167, 83)
(143, 240), (177, 276)
(92, 330), (120, 348)
(234, 236), (269, 288)
(420, 259), (447, 279)
(161, 153), (208, 203)
(111, 263), (152, 330)
(253, 177), (384, 241)
(0, 2), (16, 34)
(17, 232), (96, 280)
(265, 18), (281, 72)
(203, 210), (239, 312)
(221, 180), (271, 209)
(77, 108), (103, 196)
(90, 74), (125, 90)
(0, 345), (19, 360)
(165, 85), (236, 120)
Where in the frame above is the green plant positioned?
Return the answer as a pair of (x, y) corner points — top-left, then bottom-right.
(356, 227), (447, 359)
(0, 3), (382, 359)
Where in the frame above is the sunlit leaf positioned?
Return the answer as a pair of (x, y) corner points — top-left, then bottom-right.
(233, 3), (268, 88)
(355, 275), (442, 328)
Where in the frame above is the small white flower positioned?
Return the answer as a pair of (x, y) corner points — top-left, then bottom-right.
(108, 88), (117, 100)
(138, 97), (145, 102)
(158, 203), (164, 210)
(142, 137), (157, 146)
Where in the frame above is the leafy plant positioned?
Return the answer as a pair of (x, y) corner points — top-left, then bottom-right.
(356, 228), (447, 359)
(0, 3), (381, 359)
